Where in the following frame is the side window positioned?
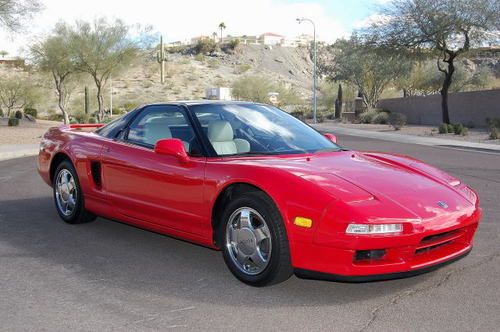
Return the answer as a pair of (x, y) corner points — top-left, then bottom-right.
(126, 105), (199, 154)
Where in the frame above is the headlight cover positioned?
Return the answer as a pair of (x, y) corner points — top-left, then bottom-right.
(346, 223), (403, 235)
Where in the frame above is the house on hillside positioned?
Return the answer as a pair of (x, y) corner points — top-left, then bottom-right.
(259, 33), (284, 46)
(190, 35), (212, 44)
(0, 57), (25, 68)
(206, 87), (232, 101)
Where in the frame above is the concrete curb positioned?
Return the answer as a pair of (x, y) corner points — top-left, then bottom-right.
(313, 124), (500, 153)
(0, 144), (39, 161)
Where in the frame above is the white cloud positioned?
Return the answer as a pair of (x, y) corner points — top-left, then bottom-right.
(352, 13), (389, 29)
(0, 0), (350, 56)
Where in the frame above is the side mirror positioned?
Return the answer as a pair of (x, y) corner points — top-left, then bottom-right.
(324, 133), (337, 144)
(154, 138), (190, 163)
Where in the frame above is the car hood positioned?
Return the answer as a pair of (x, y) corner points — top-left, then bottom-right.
(250, 151), (474, 221)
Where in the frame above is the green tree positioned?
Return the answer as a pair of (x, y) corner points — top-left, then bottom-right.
(218, 22), (226, 43)
(69, 18), (137, 121)
(30, 23), (75, 124)
(232, 75), (302, 106)
(0, 74), (37, 117)
(325, 36), (411, 109)
(0, 0), (41, 32)
(0, 50), (8, 58)
(365, 0), (500, 123)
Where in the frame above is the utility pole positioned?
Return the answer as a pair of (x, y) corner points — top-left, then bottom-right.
(296, 17), (317, 124)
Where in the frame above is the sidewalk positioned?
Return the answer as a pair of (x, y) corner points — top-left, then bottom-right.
(0, 144), (39, 161)
(313, 123), (500, 153)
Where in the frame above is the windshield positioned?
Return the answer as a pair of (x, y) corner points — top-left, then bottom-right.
(191, 103), (341, 156)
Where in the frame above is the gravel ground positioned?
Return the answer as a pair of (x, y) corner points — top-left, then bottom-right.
(0, 118), (61, 145)
(318, 121), (499, 145)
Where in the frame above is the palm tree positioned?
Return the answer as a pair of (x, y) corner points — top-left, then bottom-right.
(218, 22), (226, 43)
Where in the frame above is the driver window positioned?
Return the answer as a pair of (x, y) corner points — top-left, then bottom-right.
(126, 105), (198, 154)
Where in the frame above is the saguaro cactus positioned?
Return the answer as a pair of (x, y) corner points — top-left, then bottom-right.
(156, 36), (167, 84)
(335, 83), (343, 118)
(84, 86), (90, 115)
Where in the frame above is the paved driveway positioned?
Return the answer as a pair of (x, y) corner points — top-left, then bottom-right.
(0, 134), (499, 331)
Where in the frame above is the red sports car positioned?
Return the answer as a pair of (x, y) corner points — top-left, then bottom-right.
(38, 101), (481, 286)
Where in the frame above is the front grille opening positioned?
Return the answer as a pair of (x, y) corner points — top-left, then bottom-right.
(415, 240), (453, 255)
(421, 230), (459, 245)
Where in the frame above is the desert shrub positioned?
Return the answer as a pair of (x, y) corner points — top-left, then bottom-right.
(388, 112), (407, 130)
(0, 108), (3, 117)
(72, 111), (89, 124)
(317, 112), (326, 123)
(358, 110), (378, 124)
(289, 110), (305, 121)
(24, 107), (37, 118)
(14, 110), (23, 119)
(166, 45), (187, 54)
(122, 102), (138, 112)
(439, 123), (449, 134)
(225, 39), (240, 52)
(461, 127), (469, 136)
(446, 123), (454, 133)
(69, 118), (78, 124)
(490, 126), (499, 140)
(194, 39), (217, 55)
(88, 117), (97, 124)
(373, 112), (389, 124)
(207, 58), (219, 69)
(486, 118), (500, 129)
(46, 109), (64, 121)
(194, 53), (205, 62)
(8, 118), (19, 126)
(234, 64), (252, 74)
(453, 123), (464, 135)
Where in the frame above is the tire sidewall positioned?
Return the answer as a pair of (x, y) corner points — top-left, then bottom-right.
(53, 160), (84, 223)
(219, 192), (290, 286)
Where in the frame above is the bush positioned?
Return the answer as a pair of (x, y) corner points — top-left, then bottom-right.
(358, 110), (378, 124)
(446, 123), (454, 133)
(388, 112), (407, 130)
(461, 127), (469, 136)
(438, 123), (448, 134)
(88, 117), (97, 124)
(194, 38), (217, 55)
(24, 107), (37, 118)
(490, 126), (499, 140)
(72, 111), (89, 124)
(234, 64), (252, 74)
(486, 118), (500, 129)
(207, 58), (219, 69)
(453, 123), (464, 135)
(15, 110), (23, 119)
(194, 53), (205, 62)
(122, 102), (139, 112)
(373, 112), (389, 124)
(8, 118), (19, 126)
(69, 118), (78, 124)
(226, 39), (240, 52)
(46, 110), (64, 121)
(0, 108), (3, 117)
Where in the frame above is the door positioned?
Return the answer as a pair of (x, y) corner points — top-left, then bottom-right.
(100, 105), (210, 237)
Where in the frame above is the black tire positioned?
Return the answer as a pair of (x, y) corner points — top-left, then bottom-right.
(53, 160), (96, 224)
(219, 191), (293, 286)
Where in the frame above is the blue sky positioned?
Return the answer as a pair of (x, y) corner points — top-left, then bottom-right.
(0, 0), (384, 56)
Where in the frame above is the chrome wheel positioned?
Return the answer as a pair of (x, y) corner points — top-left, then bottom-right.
(226, 207), (272, 275)
(55, 169), (77, 217)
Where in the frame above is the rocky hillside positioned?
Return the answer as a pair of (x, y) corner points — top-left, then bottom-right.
(106, 44), (314, 111)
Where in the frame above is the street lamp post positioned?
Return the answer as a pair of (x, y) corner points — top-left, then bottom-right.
(296, 17), (317, 124)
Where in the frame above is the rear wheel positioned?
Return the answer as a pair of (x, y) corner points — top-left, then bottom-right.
(53, 160), (96, 224)
(220, 191), (292, 286)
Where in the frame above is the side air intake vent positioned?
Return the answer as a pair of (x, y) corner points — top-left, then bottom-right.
(90, 161), (102, 188)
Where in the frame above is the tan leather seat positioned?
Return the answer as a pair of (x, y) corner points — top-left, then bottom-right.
(144, 117), (190, 152)
(208, 120), (250, 155)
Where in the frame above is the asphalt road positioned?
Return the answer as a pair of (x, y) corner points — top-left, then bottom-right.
(1, 135), (499, 331)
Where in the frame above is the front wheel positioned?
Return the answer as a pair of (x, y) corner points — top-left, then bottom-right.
(220, 191), (293, 286)
(53, 160), (96, 224)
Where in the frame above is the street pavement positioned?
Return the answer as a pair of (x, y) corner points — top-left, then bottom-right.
(0, 134), (499, 331)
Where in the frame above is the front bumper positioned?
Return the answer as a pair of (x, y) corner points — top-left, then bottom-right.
(295, 248), (471, 282)
(289, 207), (480, 279)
